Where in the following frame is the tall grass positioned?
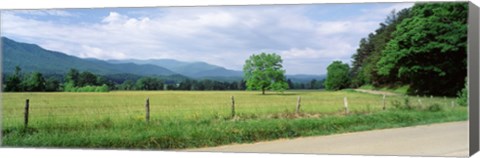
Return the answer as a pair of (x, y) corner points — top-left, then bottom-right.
(1, 90), (467, 149)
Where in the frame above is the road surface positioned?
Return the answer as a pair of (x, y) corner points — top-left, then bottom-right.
(186, 121), (468, 157)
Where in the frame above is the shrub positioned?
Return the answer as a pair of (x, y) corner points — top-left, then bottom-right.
(63, 82), (76, 92)
(391, 100), (402, 109)
(403, 96), (413, 110)
(456, 86), (467, 107)
(391, 96), (414, 110)
(95, 84), (109, 92)
(426, 103), (443, 112)
(64, 84), (109, 92)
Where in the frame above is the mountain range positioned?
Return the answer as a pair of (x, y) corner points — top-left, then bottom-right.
(2, 37), (174, 76)
(107, 59), (243, 78)
(1, 37), (325, 82)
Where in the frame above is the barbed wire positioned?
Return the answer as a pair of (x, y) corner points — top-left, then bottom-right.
(0, 106), (398, 120)
(2, 96), (457, 123)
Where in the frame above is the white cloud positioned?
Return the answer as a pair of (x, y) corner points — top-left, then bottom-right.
(1, 3), (414, 75)
(102, 12), (127, 24)
(315, 20), (377, 36)
(80, 45), (127, 59)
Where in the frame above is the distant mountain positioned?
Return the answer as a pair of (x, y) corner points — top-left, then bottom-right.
(1, 37), (176, 76)
(287, 74), (326, 83)
(2, 37), (325, 83)
(107, 59), (243, 78)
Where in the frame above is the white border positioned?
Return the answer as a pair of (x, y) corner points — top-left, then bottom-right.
(0, 0), (478, 158)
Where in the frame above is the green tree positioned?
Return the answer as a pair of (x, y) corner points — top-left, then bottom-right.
(310, 79), (317, 89)
(24, 72), (46, 92)
(63, 81), (76, 92)
(178, 79), (193, 90)
(96, 76), (115, 89)
(66, 68), (80, 87)
(119, 79), (135, 90)
(243, 52), (288, 94)
(324, 61), (350, 90)
(287, 79), (294, 89)
(78, 71), (98, 87)
(135, 77), (163, 90)
(95, 84), (109, 92)
(45, 77), (60, 92)
(350, 8), (411, 88)
(377, 2), (467, 96)
(5, 66), (23, 92)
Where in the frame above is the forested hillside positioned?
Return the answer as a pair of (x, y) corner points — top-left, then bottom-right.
(1, 37), (175, 76)
(349, 2), (467, 96)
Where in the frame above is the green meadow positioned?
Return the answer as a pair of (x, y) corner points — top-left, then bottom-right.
(1, 90), (467, 149)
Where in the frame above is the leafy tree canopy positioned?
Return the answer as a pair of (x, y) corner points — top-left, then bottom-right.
(243, 52), (288, 94)
(23, 72), (46, 92)
(350, 8), (411, 88)
(324, 61), (350, 90)
(377, 2), (467, 95)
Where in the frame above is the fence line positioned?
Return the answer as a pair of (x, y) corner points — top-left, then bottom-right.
(3, 112), (145, 119)
(145, 97), (150, 123)
(231, 96), (236, 118)
(3, 95), (460, 127)
(296, 96), (301, 113)
(24, 99), (30, 129)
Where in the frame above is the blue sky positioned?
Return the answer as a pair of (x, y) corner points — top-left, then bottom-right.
(1, 3), (413, 75)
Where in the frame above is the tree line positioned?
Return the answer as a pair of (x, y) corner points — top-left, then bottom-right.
(3, 66), (323, 92)
(324, 2), (467, 97)
(3, 66), (112, 92)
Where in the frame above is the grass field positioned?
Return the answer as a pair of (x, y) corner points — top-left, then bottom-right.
(1, 90), (468, 149)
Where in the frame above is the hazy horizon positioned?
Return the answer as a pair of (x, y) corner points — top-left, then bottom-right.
(1, 3), (413, 75)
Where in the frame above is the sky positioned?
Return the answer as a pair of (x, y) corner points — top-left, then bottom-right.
(1, 3), (413, 75)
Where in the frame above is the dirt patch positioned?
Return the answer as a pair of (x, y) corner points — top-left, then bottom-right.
(354, 89), (399, 96)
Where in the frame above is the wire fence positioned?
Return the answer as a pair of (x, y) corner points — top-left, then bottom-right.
(2, 93), (458, 129)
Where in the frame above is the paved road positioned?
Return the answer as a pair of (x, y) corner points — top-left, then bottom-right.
(187, 121), (468, 157)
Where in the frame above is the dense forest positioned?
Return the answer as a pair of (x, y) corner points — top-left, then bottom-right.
(347, 2), (467, 96)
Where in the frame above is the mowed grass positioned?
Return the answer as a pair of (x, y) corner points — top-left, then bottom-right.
(1, 90), (467, 149)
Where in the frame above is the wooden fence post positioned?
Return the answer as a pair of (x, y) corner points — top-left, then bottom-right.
(296, 96), (301, 114)
(382, 94), (386, 110)
(24, 99), (30, 129)
(344, 96), (349, 115)
(145, 97), (150, 123)
(231, 96), (235, 118)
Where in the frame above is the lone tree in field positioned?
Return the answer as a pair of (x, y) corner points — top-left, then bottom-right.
(324, 61), (351, 90)
(243, 52), (288, 95)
